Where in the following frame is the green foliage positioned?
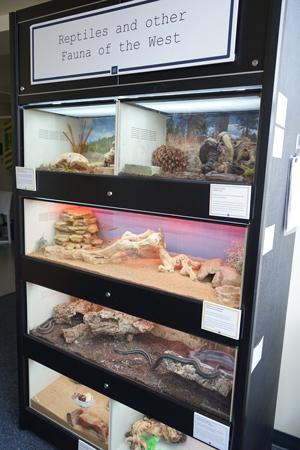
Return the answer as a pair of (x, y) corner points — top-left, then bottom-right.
(87, 135), (115, 154)
(139, 435), (162, 450)
(243, 168), (254, 177)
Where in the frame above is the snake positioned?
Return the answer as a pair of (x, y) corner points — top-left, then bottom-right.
(36, 317), (55, 334)
(113, 348), (233, 380)
(36, 312), (84, 335)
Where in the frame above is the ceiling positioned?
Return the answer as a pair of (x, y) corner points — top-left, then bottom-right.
(0, 0), (51, 116)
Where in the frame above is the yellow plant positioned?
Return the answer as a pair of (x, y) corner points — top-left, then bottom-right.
(63, 120), (93, 156)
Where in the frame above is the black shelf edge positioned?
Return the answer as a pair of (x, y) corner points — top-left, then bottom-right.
(19, 171), (250, 225)
(23, 407), (84, 449)
(23, 333), (231, 437)
(21, 255), (238, 347)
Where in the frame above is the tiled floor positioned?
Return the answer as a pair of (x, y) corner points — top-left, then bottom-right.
(0, 242), (15, 296)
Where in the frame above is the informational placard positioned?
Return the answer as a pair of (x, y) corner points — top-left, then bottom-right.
(262, 224), (275, 255)
(210, 184), (251, 220)
(30, 0), (239, 84)
(15, 167), (36, 191)
(251, 336), (264, 373)
(202, 301), (241, 340)
(193, 412), (230, 450)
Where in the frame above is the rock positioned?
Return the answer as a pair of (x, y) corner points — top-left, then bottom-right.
(200, 133), (256, 178)
(199, 139), (222, 174)
(125, 417), (187, 448)
(93, 167), (114, 175)
(84, 309), (155, 341)
(53, 299), (103, 325)
(125, 163), (162, 176)
(62, 323), (94, 343)
(161, 351), (232, 397)
(103, 143), (115, 166)
(197, 258), (241, 287)
(59, 305), (155, 344)
(215, 285), (241, 306)
(52, 152), (89, 167)
(77, 410), (108, 442)
(67, 408), (108, 442)
(52, 207), (102, 250)
(204, 171), (244, 182)
(67, 408), (83, 427)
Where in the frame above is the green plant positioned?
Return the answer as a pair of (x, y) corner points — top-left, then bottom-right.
(139, 435), (162, 450)
(243, 168), (254, 177)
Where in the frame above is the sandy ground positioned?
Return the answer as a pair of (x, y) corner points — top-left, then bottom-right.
(28, 252), (221, 304)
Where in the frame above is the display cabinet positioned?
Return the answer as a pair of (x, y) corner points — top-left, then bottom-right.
(11, 0), (300, 449)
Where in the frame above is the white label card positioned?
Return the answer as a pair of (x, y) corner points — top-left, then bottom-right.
(262, 224), (275, 256)
(78, 439), (96, 450)
(202, 301), (241, 340)
(15, 167), (36, 191)
(275, 92), (288, 128)
(272, 125), (284, 159)
(251, 336), (264, 373)
(210, 184), (251, 219)
(193, 412), (230, 450)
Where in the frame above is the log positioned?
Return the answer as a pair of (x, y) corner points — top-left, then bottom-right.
(44, 229), (200, 280)
(161, 351), (232, 397)
(61, 308), (155, 344)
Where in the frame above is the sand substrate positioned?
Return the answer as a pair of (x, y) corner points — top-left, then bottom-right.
(28, 253), (223, 305)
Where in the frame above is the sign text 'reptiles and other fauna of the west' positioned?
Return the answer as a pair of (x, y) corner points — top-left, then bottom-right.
(30, 0), (239, 84)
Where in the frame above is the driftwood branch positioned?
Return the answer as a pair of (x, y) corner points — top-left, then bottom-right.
(44, 229), (200, 280)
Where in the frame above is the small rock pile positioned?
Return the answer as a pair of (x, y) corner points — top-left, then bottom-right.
(53, 206), (103, 250)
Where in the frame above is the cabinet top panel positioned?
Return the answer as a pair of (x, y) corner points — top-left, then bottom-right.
(11, 0), (281, 101)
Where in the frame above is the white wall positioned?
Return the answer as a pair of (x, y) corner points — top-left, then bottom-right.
(274, 227), (300, 437)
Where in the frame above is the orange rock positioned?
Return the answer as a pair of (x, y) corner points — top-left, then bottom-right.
(77, 410), (108, 442)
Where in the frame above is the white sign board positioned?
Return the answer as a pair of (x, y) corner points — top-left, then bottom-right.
(15, 167), (36, 191)
(30, 0), (239, 84)
(202, 301), (241, 340)
(210, 184), (251, 220)
(193, 412), (230, 450)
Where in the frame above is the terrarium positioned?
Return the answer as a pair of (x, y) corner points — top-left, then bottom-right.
(29, 359), (208, 449)
(109, 402), (211, 450)
(23, 92), (260, 183)
(28, 283), (237, 422)
(29, 359), (109, 449)
(24, 200), (246, 308)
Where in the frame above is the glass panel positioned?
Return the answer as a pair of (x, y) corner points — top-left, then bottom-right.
(29, 357), (210, 449)
(29, 360), (109, 449)
(24, 103), (116, 174)
(28, 284), (237, 422)
(110, 401), (212, 450)
(24, 200), (246, 308)
(24, 91), (260, 184)
(119, 95), (259, 184)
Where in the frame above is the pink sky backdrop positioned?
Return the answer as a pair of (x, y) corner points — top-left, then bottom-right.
(93, 208), (246, 261)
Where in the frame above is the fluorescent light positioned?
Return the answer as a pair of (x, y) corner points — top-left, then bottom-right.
(134, 96), (261, 114)
(38, 104), (116, 117)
